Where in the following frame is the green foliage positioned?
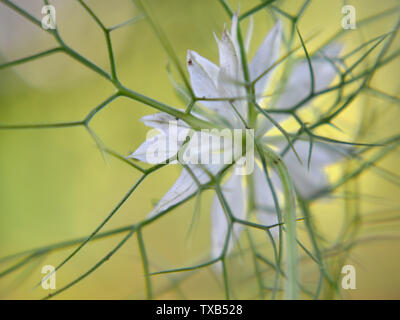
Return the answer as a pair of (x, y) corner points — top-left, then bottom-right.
(0, 0), (399, 300)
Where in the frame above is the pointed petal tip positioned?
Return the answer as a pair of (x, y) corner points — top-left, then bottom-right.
(213, 31), (220, 44)
(140, 112), (163, 125)
(271, 20), (283, 35)
(231, 11), (239, 29)
(187, 50), (194, 66)
(187, 50), (206, 68)
(139, 113), (155, 125)
(139, 114), (152, 125)
(321, 42), (344, 58)
(126, 151), (138, 160)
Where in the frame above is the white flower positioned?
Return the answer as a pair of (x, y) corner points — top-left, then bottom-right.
(128, 14), (345, 260)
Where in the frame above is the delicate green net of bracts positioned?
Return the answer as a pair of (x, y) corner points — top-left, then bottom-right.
(0, 0), (399, 300)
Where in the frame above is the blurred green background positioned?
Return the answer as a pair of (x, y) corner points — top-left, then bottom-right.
(0, 0), (399, 299)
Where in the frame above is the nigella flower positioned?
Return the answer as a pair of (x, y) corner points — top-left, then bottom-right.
(128, 14), (345, 261)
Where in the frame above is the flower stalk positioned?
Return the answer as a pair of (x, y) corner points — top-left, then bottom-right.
(260, 145), (299, 299)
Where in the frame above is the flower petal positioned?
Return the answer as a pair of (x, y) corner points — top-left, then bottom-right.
(188, 50), (219, 85)
(217, 30), (241, 85)
(215, 30), (242, 93)
(245, 16), (254, 53)
(282, 140), (346, 198)
(187, 50), (220, 100)
(187, 50), (237, 122)
(180, 130), (237, 165)
(253, 161), (281, 210)
(128, 114), (191, 164)
(275, 43), (342, 110)
(149, 164), (222, 218)
(252, 161), (280, 237)
(255, 113), (288, 138)
(230, 12), (240, 55)
(249, 21), (282, 103)
(127, 133), (178, 164)
(140, 112), (189, 134)
(320, 42), (343, 61)
(288, 140), (346, 167)
(211, 172), (245, 260)
(215, 30), (247, 124)
(256, 44), (342, 137)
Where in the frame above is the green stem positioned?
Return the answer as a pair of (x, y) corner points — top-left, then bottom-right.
(137, 228), (152, 299)
(117, 85), (218, 131)
(0, 47), (63, 70)
(262, 146), (299, 300)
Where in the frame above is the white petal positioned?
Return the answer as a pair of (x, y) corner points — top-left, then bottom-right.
(249, 21), (282, 103)
(253, 161), (281, 210)
(188, 50), (219, 85)
(320, 42), (343, 60)
(230, 12), (239, 54)
(275, 43), (342, 110)
(218, 29), (239, 77)
(252, 161), (280, 238)
(288, 140), (346, 167)
(180, 130), (236, 165)
(255, 39), (343, 137)
(215, 30), (248, 123)
(149, 164), (222, 218)
(216, 30), (242, 94)
(128, 115), (191, 164)
(256, 210), (280, 237)
(187, 50), (220, 100)
(255, 113), (288, 138)
(187, 50), (236, 121)
(127, 134), (178, 164)
(245, 16), (254, 53)
(211, 173), (245, 260)
(140, 112), (189, 134)
(286, 162), (327, 198)
(282, 140), (346, 198)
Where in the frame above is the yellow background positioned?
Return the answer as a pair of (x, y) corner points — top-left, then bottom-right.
(0, 0), (399, 299)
